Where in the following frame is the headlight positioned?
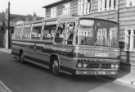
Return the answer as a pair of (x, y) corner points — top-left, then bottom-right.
(111, 64), (115, 68)
(115, 64), (119, 69)
(77, 63), (82, 68)
(111, 64), (119, 69)
(77, 59), (88, 68)
(83, 63), (87, 68)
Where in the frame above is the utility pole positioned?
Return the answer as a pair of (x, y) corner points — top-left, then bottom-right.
(8, 1), (11, 48)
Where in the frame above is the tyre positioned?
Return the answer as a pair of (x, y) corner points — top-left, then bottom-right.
(52, 59), (60, 75)
(108, 75), (117, 80)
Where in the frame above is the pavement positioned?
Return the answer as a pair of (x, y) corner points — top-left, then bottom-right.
(0, 48), (135, 91)
(0, 80), (12, 92)
(115, 70), (135, 88)
(0, 48), (12, 92)
(0, 48), (11, 54)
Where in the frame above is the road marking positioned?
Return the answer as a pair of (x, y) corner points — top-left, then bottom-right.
(0, 81), (12, 92)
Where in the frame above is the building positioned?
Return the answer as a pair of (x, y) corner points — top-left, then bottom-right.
(0, 21), (6, 48)
(43, 0), (135, 71)
(0, 12), (43, 48)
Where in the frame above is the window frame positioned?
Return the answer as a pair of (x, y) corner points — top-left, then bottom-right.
(98, 0), (117, 12)
(31, 25), (42, 40)
(50, 7), (56, 18)
(78, 0), (91, 15)
(124, 28), (135, 51)
(62, 2), (70, 16)
(126, 0), (135, 7)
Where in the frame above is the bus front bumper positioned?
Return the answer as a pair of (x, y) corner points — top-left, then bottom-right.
(75, 69), (118, 75)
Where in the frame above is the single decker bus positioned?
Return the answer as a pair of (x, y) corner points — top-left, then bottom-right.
(12, 16), (120, 78)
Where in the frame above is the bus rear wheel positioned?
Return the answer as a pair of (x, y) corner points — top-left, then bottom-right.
(19, 53), (25, 63)
(52, 59), (60, 75)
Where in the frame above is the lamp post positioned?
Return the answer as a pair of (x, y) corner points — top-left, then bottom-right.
(127, 31), (131, 64)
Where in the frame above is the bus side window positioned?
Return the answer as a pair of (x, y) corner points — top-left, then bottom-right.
(43, 29), (54, 40)
(31, 26), (42, 40)
(66, 23), (75, 45)
(55, 24), (65, 43)
(67, 33), (73, 45)
(42, 25), (56, 40)
(22, 26), (31, 40)
(14, 26), (23, 40)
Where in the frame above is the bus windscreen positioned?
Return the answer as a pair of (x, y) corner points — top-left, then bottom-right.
(77, 19), (118, 48)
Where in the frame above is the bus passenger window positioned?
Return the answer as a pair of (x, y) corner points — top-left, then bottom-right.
(43, 30), (52, 39)
(42, 25), (56, 40)
(67, 33), (73, 44)
(13, 27), (23, 40)
(22, 26), (31, 40)
(55, 24), (65, 43)
(31, 26), (42, 40)
(66, 23), (75, 45)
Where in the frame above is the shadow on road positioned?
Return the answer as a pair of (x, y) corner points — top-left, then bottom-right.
(0, 50), (122, 83)
(21, 60), (114, 83)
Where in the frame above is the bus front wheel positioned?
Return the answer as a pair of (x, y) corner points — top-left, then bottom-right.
(108, 75), (117, 80)
(52, 59), (60, 75)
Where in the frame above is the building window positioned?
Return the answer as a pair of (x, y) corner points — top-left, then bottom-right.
(62, 3), (70, 16)
(78, 0), (91, 15)
(98, 0), (117, 11)
(43, 27), (56, 40)
(98, 0), (102, 11)
(133, 30), (135, 48)
(124, 29), (135, 51)
(31, 26), (42, 40)
(127, 0), (135, 7)
(45, 8), (51, 18)
(13, 26), (23, 40)
(51, 7), (56, 18)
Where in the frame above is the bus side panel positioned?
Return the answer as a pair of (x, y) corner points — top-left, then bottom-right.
(33, 49), (50, 66)
(29, 42), (53, 67)
(57, 46), (77, 73)
(23, 46), (38, 61)
(59, 55), (77, 72)
(12, 41), (39, 63)
(12, 45), (22, 56)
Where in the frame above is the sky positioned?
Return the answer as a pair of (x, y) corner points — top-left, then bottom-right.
(0, 0), (60, 17)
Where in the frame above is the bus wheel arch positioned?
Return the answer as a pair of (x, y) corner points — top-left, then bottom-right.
(50, 55), (60, 75)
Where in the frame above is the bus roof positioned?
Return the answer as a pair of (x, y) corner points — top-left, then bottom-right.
(78, 16), (118, 24)
(56, 16), (118, 24)
(14, 16), (118, 27)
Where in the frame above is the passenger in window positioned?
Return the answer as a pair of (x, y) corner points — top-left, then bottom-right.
(66, 23), (75, 44)
(57, 24), (65, 38)
(46, 29), (52, 38)
(56, 27), (62, 38)
(47, 33), (51, 38)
